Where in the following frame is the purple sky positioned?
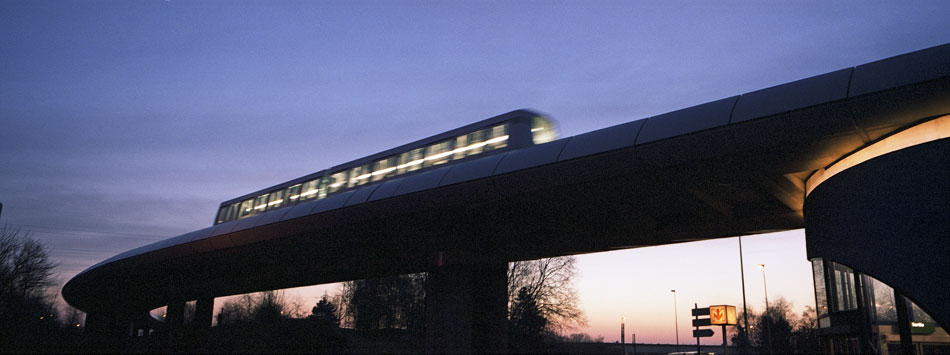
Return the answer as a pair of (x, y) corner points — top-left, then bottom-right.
(1, 0), (947, 343)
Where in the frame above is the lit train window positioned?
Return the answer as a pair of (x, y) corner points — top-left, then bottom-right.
(266, 190), (284, 210)
(216, 207), (229, 224)
(487, 124), (508, 151)
(238, 198), (254, 218)
(348, 164), (372, 188)
(463, 130), (485, 156)
(253, 194), (269, 213)
(531, 116), (556, 144)
(327, 170), (348, 194)
(299, 180), (320, 201)
(398, 147), (425, 174)
(453, 135), (469, 160)
(372, 156), (398, 182)
(286, 184), (302, 203)
(424, 140), (453, 167)
(227, 202), (239, 221)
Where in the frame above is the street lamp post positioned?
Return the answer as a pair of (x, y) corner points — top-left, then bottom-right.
(672, 289), (679, 352)
(739, 237), (750, 346)
(621, 316), (625, 355)
(757, 264), (773, 355)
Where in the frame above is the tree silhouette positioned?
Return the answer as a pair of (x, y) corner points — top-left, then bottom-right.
(731, 297), (817, 354)
(508, 256), (586, 332)
(509, 287), (548, 352)
(310, 293), (340, 328)
(0, 225), (59, 351)
(215, 290), (288, 326)
(340, 273), (425, 332)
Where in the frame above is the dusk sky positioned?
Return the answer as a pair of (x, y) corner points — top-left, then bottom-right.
(1, 0), (947, 344)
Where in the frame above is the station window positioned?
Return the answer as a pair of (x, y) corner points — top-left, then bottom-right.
(831, 262), (857, 311)
(266, 190), (284, 210)
(327, 170), (348, 194)
(868, 276), (896, 323)
(286, 184), (302, 203)
(424, 140), (453, 167)
(812, 259), (828, 318)
(299, 179), (320, 200)
(348, 164), (372, 188)
(398, 147), (425, 174)
(372, 156), (398, 182)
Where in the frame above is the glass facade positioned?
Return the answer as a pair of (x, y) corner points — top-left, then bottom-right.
(811, 258), (949, 354)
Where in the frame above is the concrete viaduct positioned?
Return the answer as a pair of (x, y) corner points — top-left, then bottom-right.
(63, 44), (949, 353)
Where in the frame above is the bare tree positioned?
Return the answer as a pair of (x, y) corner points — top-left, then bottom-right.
(0, 225), (60, 350)
(339, 273), (426, 331)
(215, 290), (288, 325)
(508, 256), (587, 333)
(0, 225), (58, 302)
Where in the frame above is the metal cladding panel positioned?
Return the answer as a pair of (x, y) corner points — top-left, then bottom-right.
(558, 119), (645, 161)
(344, 184), (382, 207)
(230, 215), (264, 233)
(636, 96), (738, 144)
(392, 166), (451, 197)
(732, 68), (852, 123)
(184, 226), (218, 244)
(211, 220), (240, 237)
(280, 199), (321, 221)
(160, 230), (199, 249)
(850, 44), (950, 97)
(368, 178), (405, 202)
(311, 190), (356, 214)
(255, 208), (291, 227)
(495, 138), (570, 175)
(137, 240), (166, 255)
(439, 154), (506, 186)
(121, 244), (152, 259)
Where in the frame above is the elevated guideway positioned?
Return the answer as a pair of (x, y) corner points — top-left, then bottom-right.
(63, 44), (950, 348)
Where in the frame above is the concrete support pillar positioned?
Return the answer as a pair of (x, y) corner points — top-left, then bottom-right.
(84, 312), (123, 338)
(193, 297), (214, 348)
(166, 301), (186, 347)
(425, 262), (508, 354)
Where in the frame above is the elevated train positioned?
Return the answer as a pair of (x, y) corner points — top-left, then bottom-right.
(214, 109), (557, 225)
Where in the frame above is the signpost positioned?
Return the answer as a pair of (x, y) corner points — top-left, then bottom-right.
(693, 304), (737, 355)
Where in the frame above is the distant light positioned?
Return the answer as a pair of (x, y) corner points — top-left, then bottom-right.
(912, 322), (925, 328)
(75, 323), (81, 327)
